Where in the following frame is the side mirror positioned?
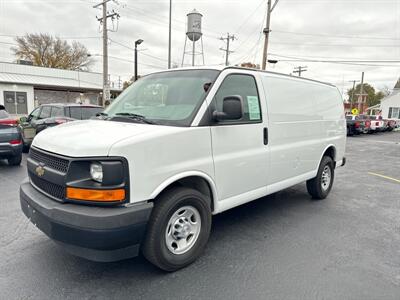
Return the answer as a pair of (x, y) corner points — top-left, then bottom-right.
(19, 116), (28, 123)
(213, 95), (243, 121)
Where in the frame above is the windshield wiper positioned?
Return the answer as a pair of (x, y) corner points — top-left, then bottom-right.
(114, 112), (156, 124)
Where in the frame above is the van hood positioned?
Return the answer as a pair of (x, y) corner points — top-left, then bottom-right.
(32, 120), (167, 157)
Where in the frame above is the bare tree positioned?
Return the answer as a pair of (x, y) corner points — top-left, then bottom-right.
(380, 85), (392, 97)
(12, 33), (93, 70)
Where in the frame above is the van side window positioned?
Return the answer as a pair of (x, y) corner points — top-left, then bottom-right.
(212, 74), (261, 123)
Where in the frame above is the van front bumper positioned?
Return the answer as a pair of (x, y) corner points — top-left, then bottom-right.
(20, 179), (153, 262)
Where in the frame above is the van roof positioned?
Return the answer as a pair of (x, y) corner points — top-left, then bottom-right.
(149, 66), (335, 88)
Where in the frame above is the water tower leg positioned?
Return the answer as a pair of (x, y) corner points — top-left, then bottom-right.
(192, 33), (195, 66)
(181, 36), (187, 67)
(200, 36), (205, 65)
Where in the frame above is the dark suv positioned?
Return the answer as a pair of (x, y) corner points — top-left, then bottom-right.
(19, 103), (103, 151)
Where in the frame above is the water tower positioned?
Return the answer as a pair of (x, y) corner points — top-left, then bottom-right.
(181, 9), (205, 67)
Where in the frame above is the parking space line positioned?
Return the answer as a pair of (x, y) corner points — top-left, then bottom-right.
(368, 172), (400, 184)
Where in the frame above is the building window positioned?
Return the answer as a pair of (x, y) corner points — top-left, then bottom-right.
(3, 91), (28, 114)
(389, 107), (400, 119)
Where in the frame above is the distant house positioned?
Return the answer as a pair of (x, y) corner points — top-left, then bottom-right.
(380, 78), (400, 120)
(0, 61), (122, 115)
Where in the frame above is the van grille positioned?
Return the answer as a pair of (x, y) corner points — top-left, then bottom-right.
(29, 171), (66, 200)
(29, 148), (69, 173)
(28, 147), (69, 201)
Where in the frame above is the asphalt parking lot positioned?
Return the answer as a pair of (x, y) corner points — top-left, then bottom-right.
(1, 132), (399, 300)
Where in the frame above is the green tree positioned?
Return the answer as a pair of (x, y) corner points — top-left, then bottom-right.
(347, 83), (383, 108)
(12, 33), (93, 70)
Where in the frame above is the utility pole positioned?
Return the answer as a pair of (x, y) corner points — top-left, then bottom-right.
(168, 0), (172, 69)
(293, 66), (307, 77)
(94, 0), (119, 106)
(358, 71), (365, 112)
(261, 0), (280, 70)
(348, 79), (359, 108)
(220, 33), (235, 66)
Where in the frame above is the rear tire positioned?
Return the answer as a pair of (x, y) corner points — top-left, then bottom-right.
(8, 154), (22, 166)
(142, 187), (212, 272)
(306, 156), (334, 200)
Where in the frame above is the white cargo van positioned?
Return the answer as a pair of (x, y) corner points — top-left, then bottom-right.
(20, 67), (346, 271)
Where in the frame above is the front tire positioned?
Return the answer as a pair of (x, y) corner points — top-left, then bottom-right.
(306, 156), (334, 200)
(142, 187), (212, 272)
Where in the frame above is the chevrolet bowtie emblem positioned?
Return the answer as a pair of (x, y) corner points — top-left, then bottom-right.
(35, 165), (45, 177)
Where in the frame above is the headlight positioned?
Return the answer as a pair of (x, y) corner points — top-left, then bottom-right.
(90, 162), (103, 183)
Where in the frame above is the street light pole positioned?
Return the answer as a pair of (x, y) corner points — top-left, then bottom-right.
(168, 0), (172, 69)
(134, 39), (143, 81)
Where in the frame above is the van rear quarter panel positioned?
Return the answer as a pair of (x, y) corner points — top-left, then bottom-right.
(260, 74), (346, 185)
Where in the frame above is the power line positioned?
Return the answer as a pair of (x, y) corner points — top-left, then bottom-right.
(107, 55), (164, 69)
(122, 4), (220, 39)
(232, 6), (267, 64)
(0, 34), (101, 40)
(233, 0), (265, 34)
(273, 30), (400, 41)
(270, 42), (400, 47)
(269, 53), (400, 67)
(124, 3), (221, 37)
(108, 38), (169, 63)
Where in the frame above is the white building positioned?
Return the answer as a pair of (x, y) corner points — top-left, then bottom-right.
(380, 79), (400, 120)
(0, 61), (122, 114)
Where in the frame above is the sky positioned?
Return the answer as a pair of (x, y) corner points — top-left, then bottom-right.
(0, 0), (400, 98)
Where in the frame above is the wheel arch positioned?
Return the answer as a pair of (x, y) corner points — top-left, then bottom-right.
(149, 171), (218, 212)
(320, 144), (337, 166)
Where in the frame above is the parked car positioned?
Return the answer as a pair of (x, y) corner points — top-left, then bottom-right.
(368, 115), (385, 132)
(0, 109), (23, 165)
(19, 103), (103, 151)
(346, 115), (370, 135)
(381, 119), (396, 132)
(386, 119), (397, 131)
(20, 67), (346, 271)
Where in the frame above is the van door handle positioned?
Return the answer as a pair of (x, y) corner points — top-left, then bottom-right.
(263, 127), (268, 145)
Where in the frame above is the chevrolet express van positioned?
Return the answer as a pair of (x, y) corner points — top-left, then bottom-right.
(20, 67), (346, 271)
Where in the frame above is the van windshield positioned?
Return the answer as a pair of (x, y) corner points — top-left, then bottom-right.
(105, 69), (219, 126)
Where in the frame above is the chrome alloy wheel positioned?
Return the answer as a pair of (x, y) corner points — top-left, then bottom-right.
(321, 165), (332, 191)
(165, 206), (201, 255)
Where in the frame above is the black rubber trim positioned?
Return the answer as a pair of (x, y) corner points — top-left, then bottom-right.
(20, 179), (153, 251)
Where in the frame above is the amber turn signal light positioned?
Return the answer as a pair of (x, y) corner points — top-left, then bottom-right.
(66, 187), (125, 202)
